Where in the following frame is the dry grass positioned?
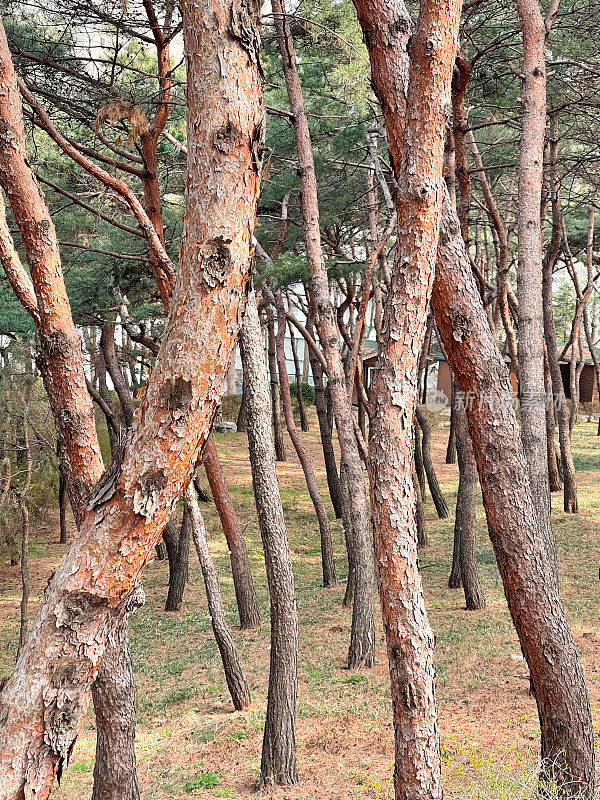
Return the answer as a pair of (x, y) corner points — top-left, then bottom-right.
(1, 415), (599, 799)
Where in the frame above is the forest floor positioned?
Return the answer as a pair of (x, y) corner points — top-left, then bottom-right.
(1, 414), (600, 799)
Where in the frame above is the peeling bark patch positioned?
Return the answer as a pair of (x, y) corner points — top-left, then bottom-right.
(36, 218), (52, 237)
(251, 118), (266, 173)
(87, 433), (130, 509)
(203, 237), (232, 288)
(161, 376), (193, 413)
(214, 120), (241, 154)
(133, 468), (167, 517)
(450, 310), (473, 343)
(37, 330), (72, 360)
(230, 0), (262, 63)
(62, 590), (107, 624)
(51, 661), (79, 689)
(44, 700), (78, 762)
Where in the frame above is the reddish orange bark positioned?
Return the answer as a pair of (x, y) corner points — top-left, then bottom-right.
(0, 0), (264, 794)
(354, 0), (462, 796)
(355, 0), (594, 787)
(0, 21), (103, 522)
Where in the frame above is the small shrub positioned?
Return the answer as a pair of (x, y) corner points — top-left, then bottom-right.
(289, 381), (315, 406)
(185, 771), (221, 791)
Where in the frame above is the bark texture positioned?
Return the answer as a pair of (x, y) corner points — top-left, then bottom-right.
(240, 290), (298, 786)
(433, 202), (594, 792)
(453, 407), (485, 610)
(266, 306), (287, 462)
(515, 0), (556, 579)
(354, 0), (462, 796)
(354, 0), (593, 792)
(415, 406), (449, 519)
(164, 509), (191, 612)
(91, 591), (144, 800)
(543, 116), (577, 511)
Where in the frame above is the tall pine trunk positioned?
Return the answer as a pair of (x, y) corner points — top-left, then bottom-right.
(515, 0), (557, 582)
(274, 296), (337, 587)
(272, 0), (374, 668)
(240, 290), (298, 786)
(354, 0), (462, 796)
(354, 0), (594, 790)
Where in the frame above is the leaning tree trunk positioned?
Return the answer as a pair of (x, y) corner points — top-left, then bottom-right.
(202, 434), (261, 627)
(415, 406), (449, 519)
(288, 319), (309, 431)
(58, 470), (68, 544)
(445, 382), (457, 464)
(544, 351), (563, 493)
(273, 0), (374, 668)
(266, 306), (287, 462)
(240, 290), (298, 786)
(236, 377), (247, 433)
(413, 465), (427, 549)
(274, 295), (337, 587)
(453, 406), (485, 610)
(306, 313), (344, 519)
(433, 198), (594, 792)
(515, 0), (557, 585)
(186, 487), (250, 711)
(0, 1), (264, 791)
(353, 0), (594, 789)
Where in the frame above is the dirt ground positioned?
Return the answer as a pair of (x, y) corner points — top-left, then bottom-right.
(1, 415), (599, 799)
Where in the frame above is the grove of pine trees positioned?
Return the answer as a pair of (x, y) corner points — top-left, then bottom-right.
(0, 0), (599, 797)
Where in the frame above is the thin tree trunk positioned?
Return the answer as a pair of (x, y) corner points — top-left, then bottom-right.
(18, 498), (29, 654)
(100, 323), (135, 428)
(448, 521), (462, 589)
(236, 376), (247, 433)
(266, 306), (287, 462)
(413, 466), (427, 549)
(240, 290), (298, 786)
(414, 424), (426, 498)
(445, 382), (457, 464)
(543, 115), (578, 512)
(17, 405), (32, 655)
(415, 406), (449, 518)
(57, 441), (69, 544)
(272, 0), (374, 669)
(306, 312), (344, 519)
(544, 349), (562, 492)
(186, 487), (250, 711)
(202, 434), (261, 627)
(583, 306), (600, 436)
(288, 318), (309, 431)
(515, 0), (556, 584)
(454, 406), (485, 610)
(164, 508), (191, 612)
(275, 295), (337, 587)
